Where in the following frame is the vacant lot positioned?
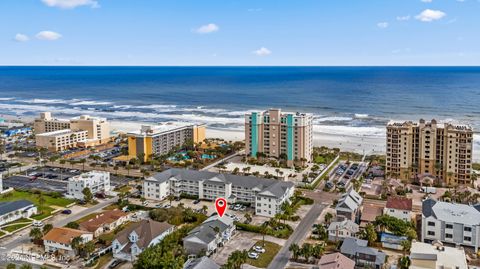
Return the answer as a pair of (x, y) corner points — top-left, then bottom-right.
(247, 240), (281, 268)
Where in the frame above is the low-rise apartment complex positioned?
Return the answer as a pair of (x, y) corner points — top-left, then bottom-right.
(245, 108), (313, 166)
(143, 168), (295, 217)
(386, 119), (473, 185)
(34, 112), (111, 151)
(127, 123), (205, 162)
(67, 171), (111, 200)
(35, 129), (88, 152)
(422, 198), (480, 251)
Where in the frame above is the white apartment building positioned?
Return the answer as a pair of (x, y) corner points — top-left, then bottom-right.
(143, 169), (295, 217)
(422, 198), (480, 251)
(35, 129), (88, 152)
(67, 171), (111, 200)
(34, 112), (111, 151)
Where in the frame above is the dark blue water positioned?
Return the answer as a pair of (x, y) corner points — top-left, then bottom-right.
(1, 66), (480, 134)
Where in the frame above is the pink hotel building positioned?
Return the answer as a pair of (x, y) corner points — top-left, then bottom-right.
(245, 108), (313, 166)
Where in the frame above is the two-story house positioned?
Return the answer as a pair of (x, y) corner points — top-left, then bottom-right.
(183, 215), (235, 257)
(112, 220), (174, 261)
(327, 219), (359, 241)
(43, 227), (93, 257)
(340, 237), (386, 269)
(336, 188), (363, 222)
(79, 210), (129, 237)
(384, 196), (412, 222)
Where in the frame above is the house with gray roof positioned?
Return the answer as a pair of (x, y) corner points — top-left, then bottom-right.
(0, 200), (37, 226)
(112, 220), (174, 261)
(422, 198), (480, 251)
(143, 168), (295, 217)
(327, 219), (359, 241)
(340, 237), (386, 269)
(183, 215), (235, 256)
(336, 188), (363, 222)
(183, 256), (220, 269)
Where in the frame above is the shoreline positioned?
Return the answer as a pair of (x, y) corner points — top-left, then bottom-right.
(4, 115), (480, 161)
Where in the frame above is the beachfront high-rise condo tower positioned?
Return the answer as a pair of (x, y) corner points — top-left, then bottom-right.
(127, 123), (206, 162)
(245, 108), (313, 166)
(386, 119), (473, 186)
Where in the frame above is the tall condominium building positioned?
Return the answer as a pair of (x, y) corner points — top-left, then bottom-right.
(386, 119), (473, 185)
(34, 112), (111, 151)
(127, 123), (206, 162)
(245, 108), (313, 166)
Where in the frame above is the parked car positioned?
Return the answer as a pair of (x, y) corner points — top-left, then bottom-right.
(193, 200), (200, 204)
(253, 246), (266, 253)
(248, 252), (259, 259)
(33, 221), (44, 227)
(62, 209), (72, 214)
(142, 201), (149, 206)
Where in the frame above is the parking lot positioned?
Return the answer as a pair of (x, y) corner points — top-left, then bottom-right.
(3, 175), (68, 193)
(326, 161), (367, 190)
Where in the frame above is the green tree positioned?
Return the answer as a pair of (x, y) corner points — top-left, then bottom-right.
(6, 264), (16, 269)
(360, 223), (377, 246)
(324, 212), (333, 224)
(19, 265), (32, 269)
(71, 236), (84, 256)
(400, 240), (412, 255)
(66, 221), (80, 229)
(300, 243), (313, 263)
(82, 187), (93, 202)
(42, 223), (53, 234)
(29, 227), (43, 242)
(83, 241), (96, 258)
(289, 243), (301, 261)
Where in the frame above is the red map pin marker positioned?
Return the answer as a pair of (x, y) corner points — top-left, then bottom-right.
(215, 197), (227, 217)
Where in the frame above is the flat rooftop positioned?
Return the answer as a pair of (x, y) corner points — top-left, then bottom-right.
(128, 122), (199, 136)
(36, 129), (87, 136)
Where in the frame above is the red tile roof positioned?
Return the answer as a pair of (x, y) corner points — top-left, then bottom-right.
(386, 196), (413, 211)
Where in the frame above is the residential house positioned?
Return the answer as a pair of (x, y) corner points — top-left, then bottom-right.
(384, 196), (412, 222)
(360, 204), (383, 228)
(380, 232), (408, 250)
(79, 210), (129, 237)
(183, 256), (220, 269)
(316, 252), (355, 269)
(0, 200), (37, 226)
(340, 237), (386, 269)
(327, 219), (359, 241)
(409, 241), (468, 269)
(112, 220), (174, 261)
(183, 215), (235, 256)
(336, 188), (363, 222)
(143, 168), (295, 217)
(422, 198), (480, 251)
(43, 227), (93, 257)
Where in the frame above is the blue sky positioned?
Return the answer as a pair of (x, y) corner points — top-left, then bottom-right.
(1, 0), (479, 66)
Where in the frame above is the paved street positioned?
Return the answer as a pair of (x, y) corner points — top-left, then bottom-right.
(0, 197), (117, 266)
(267, 203), (325, 269)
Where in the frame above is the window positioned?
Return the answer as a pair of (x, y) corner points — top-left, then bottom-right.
(464, 227), (472, 232)
(446, 234), (452, 239)
(427, 221), (435, 227)
(464, 236), (471, 241)
(446, 224), (453, 229)
(427, 231), (435, 236)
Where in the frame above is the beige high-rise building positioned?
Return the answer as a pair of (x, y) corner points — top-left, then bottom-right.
(386, 119), (473, 186)
(245, 108), (313, 166)
(34, 112), (111, 151)
(35, 129), (88, 152)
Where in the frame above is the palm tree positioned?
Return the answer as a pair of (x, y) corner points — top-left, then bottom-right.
(324, 212), (333, 225)
(289, 243), (300, 261)
(301, 243), (313, 263)
(29, 227), (43, 242)
(71, 236), (84, 256)
(400, 240), (411, 256)
(260, 222), (268, 246)
(79, 158), (87, 171)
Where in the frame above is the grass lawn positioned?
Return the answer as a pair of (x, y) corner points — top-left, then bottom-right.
(3, 218), (32, 225)
(3, 222), (30, 233)
(0, 231), (5, 236)
(0, 190), (75, 221)
(95, 253), (113, 268)
(247, 241), (281, 268)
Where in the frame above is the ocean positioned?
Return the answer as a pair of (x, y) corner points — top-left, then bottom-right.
(1, 66), (480, 154)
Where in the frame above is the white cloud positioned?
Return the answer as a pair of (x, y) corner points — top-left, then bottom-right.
(36, 31), (62, 41)
(421, 0), (432, 2)
(253, 47), (272, 56)
(194, 23), (219, 34)
(41, 0), (99, 9)
(396, 15), (411, 21)
(415, 9), (446, 22)
(14, 34), (29, 42)
(377, 22), (389, 28)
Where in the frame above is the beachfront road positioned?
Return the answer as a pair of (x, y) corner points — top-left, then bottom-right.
(267, 203), (326, 269)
